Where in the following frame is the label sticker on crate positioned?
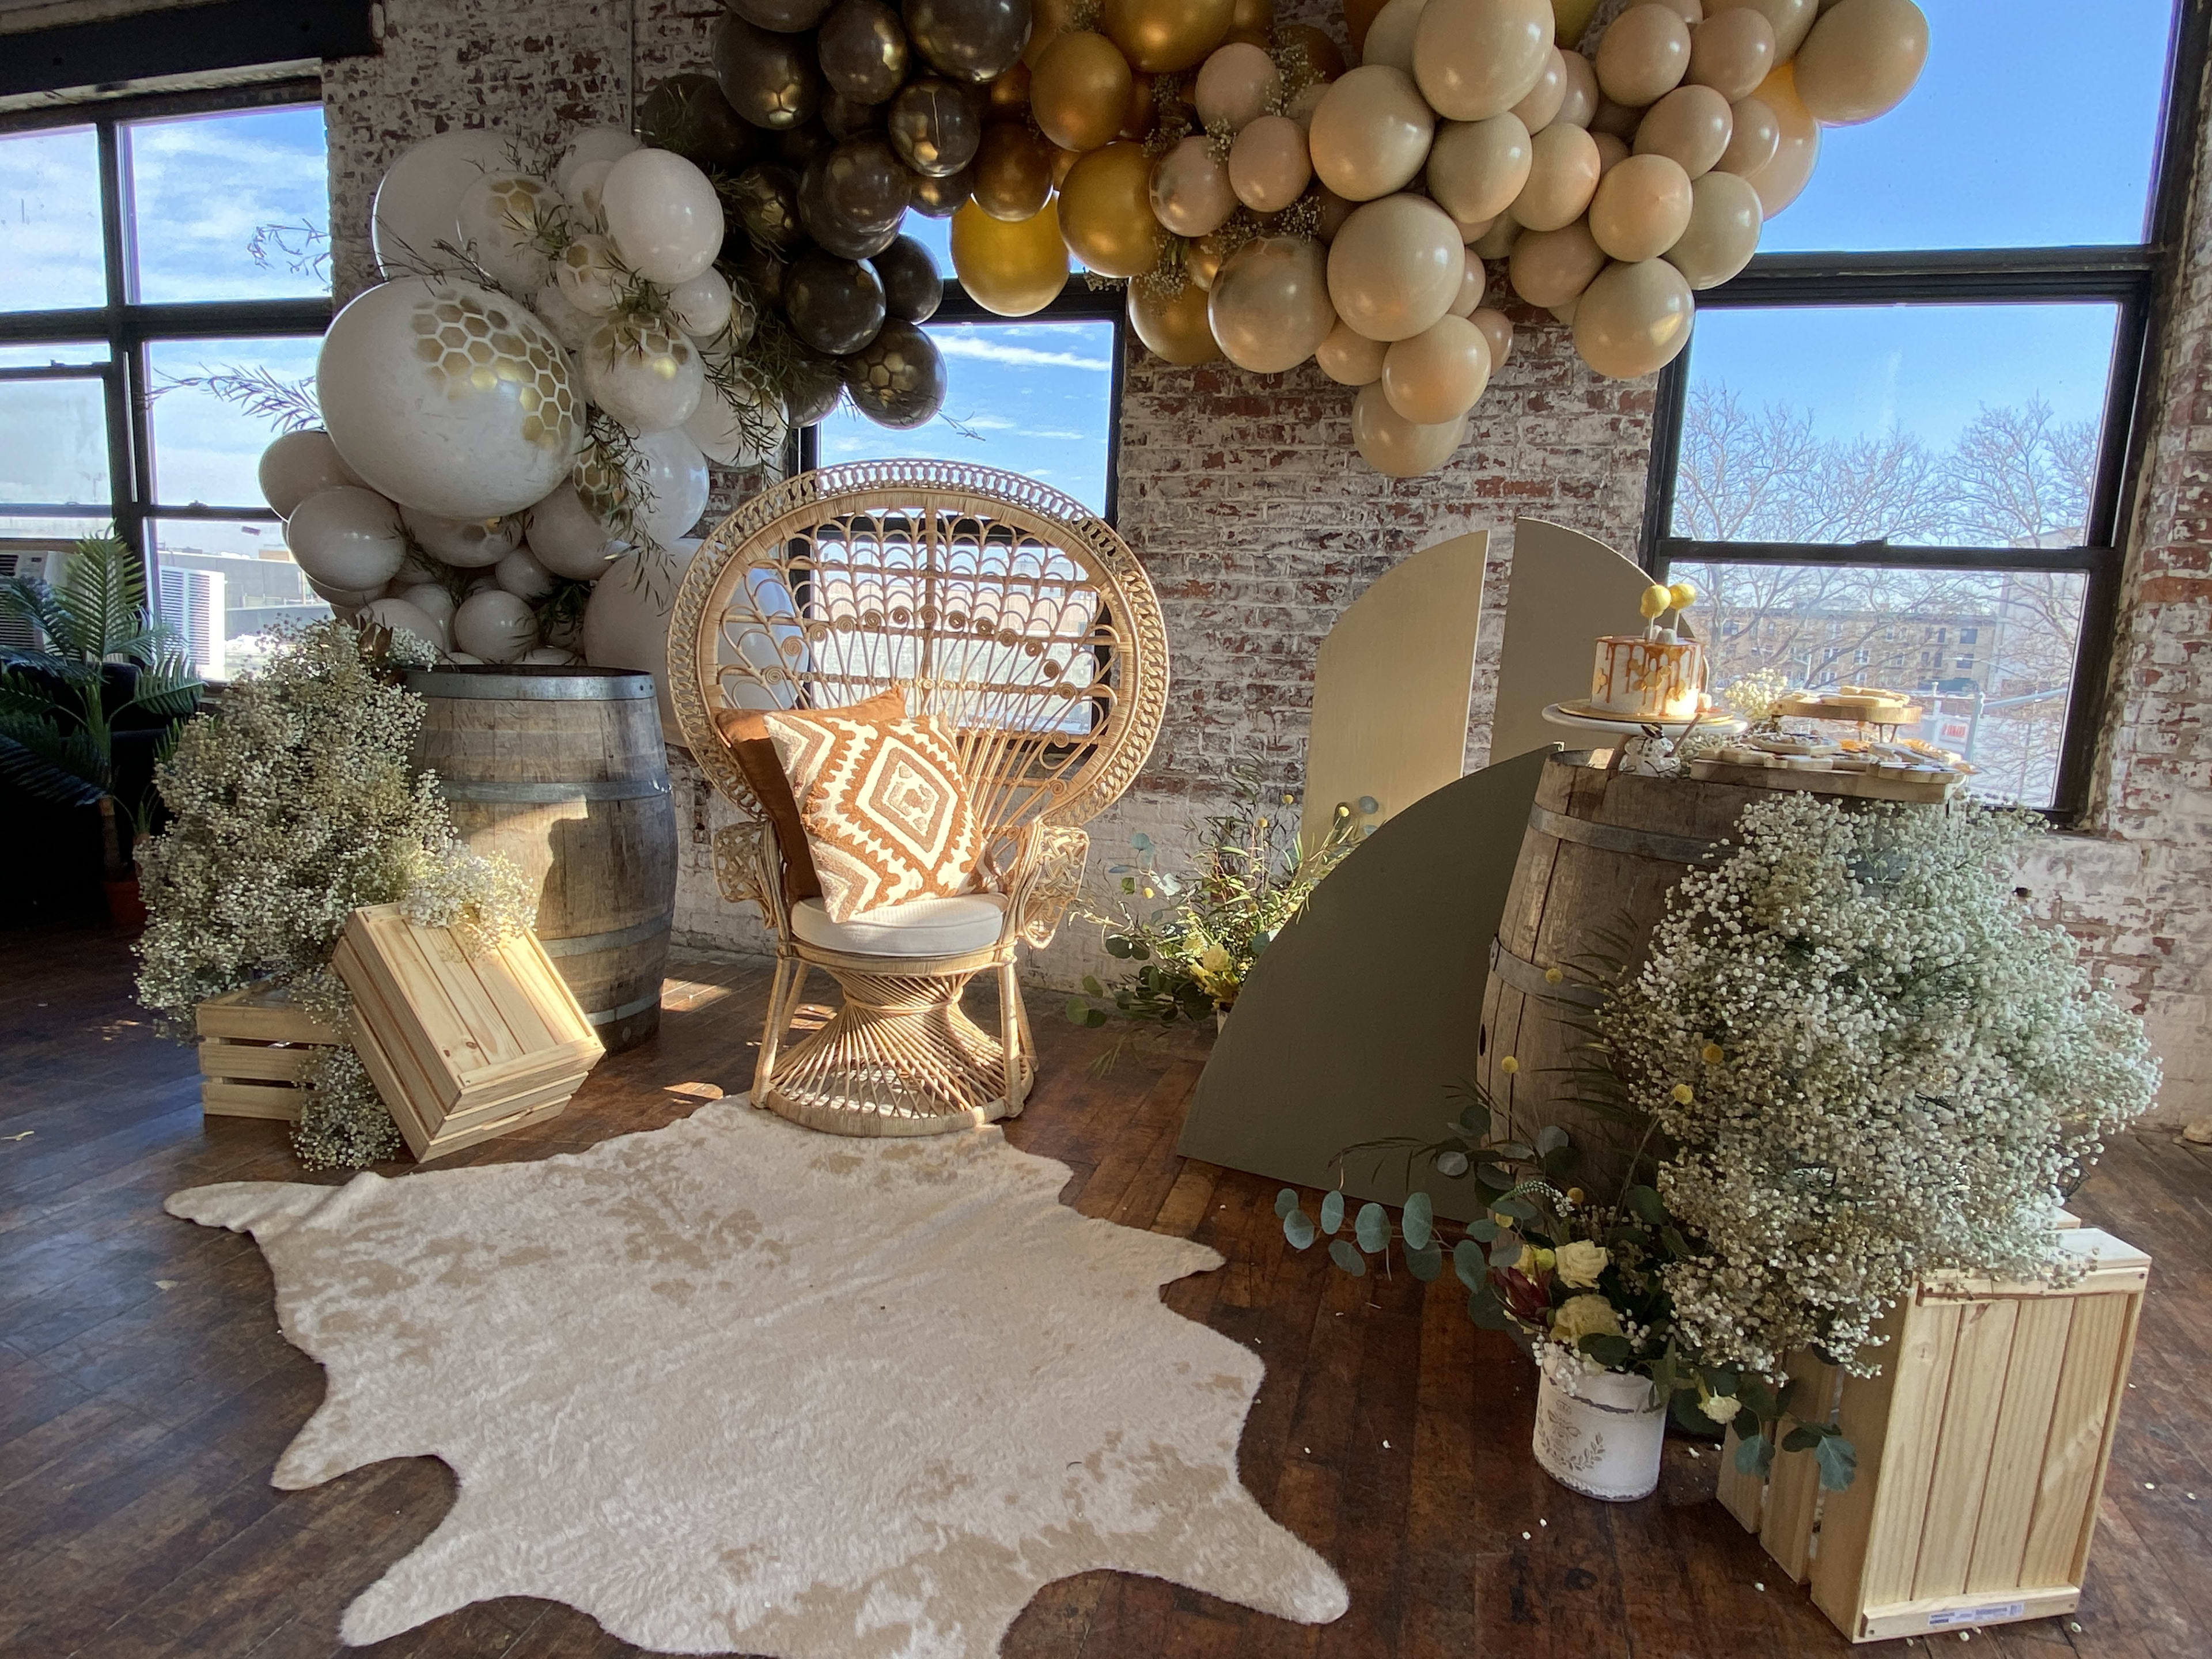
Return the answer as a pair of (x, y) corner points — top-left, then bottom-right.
(1927, 1603), (2026, 1629)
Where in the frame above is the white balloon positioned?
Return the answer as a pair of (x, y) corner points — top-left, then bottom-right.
(579, 425), (711, 547)
(455, 172), (562, 294)
(452, 588), (538, 662)
(309, 576), (382, 612)
(372, 130), (510, 277)
(579, 319), (706, 433)
(581, 540), (702, 734)
(495, 544), (557, 600)
(666, 268), (735, 339)
(520, 646), (581, 665)
(524, 482), (620, 578)
(259, 429), (364, 516)
(358, 596), (448, 656)
(556, 126), (642, 199)
(399, 503), (524, 567)
(683, 376), (785, 467)
(555, 234), (627, 315)
(446, 651), (487, 664)
(565, 157), (615, 229)
(400, 582), (457, 634)
(600, 149), (724, 286)
(286, 486), (408, 590)
(318, 277), (585, 519)
(531, 279), (599, 352)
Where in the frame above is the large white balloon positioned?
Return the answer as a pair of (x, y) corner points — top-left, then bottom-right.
(399, 582), (458, 639)
(318, 277), (585, 519)
(579, 319), (706, 433)
(286, 486), (408, 590)
(555, 126), (643, 199)
(371, 130), (510, 277)
(579, 425), (711, 547)
(666, 268), (736, 340)
(531, 279), (599, 352)
(581, 540), (702, 734)
(452, 588), (538, 662)
(454, 172), (563, 294)
(259, 429), (365, 517)
(555, 235), (627, 316)
(358, 596), (448, 656)
(494, 544), (557, 600)
(600, 149), (725, 286)
(684, 376), (786, 467)
(524, 482), (620, 578)
(398, 503), (524, 568)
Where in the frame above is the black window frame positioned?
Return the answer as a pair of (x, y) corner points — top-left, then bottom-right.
(1637, 0), (2210, 822)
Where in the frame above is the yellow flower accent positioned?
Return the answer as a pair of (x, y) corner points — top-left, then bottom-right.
(1197, 944), (1232, 975)
(1700, 1392), (1743, 1425)
(1554, 1239), (1609, 1288)
(1639, 583), (1673, 620)
(1668, 579), (1697, 612)
(1544, 965), (1563, 984)
(1499, 1056), (1519, 1076)
(1700, 1041), (1724, 1065)
(1671, 1082), (1695, 1104)
(1551, 1294), (1622, 1345)
(1566, 1187), (1585, 1205)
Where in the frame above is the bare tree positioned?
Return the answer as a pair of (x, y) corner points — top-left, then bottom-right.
(1944, 397), (2096, 546)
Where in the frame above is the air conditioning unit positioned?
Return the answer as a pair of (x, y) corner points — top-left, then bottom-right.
(0, 541), (74, 653)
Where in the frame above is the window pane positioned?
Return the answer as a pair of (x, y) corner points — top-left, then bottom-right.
(0, 376), (110, 507)
(1672, 303), (2118, 547)
(146, 336), (322, 509)
(153, 517), (332, 680)
(126, 105), (331, 301)
(0, 342), (108, 368)
(1671, 559), (2085, 809)
(817, 320), (1115, 513)
(1760, 0), (2174, 252)
(0, 126), (105, 312)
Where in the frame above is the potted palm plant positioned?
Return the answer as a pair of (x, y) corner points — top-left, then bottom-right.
(0, 533), (205, 930)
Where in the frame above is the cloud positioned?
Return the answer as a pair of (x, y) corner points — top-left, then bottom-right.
(932, 335), (1113, 373)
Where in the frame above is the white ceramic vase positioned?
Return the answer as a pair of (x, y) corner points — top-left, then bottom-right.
(1531, 1364), (1666, 1501)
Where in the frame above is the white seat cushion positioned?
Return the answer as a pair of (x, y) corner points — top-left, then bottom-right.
(789, 892), (1009, 957)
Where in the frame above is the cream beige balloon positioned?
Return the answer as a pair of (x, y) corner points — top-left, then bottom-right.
(1352, 382), (1465, 476)
(1511, 122), (1601, 231)
(1686, 6), (1775, 99)
(1510, 47), (1569, 132)
(1426, 112), (1534, 226)
(1469, 305), (1513, 368)
(1382, 313), (1492, 423)
(1448, 254), (1487, 316)
(1743, 63), (1818, 217)
(1709, 0), (1813, 60)
(1791, 0), (1927, 124)
(1664, 166), (1760, 287)
(1413, 0), (1555, 122)
(1194, 41), (1281, 131)
(1573, 256), (1694, 377)
(1228, 115), (1313, 211)
(1652, 0), (1703, 20)
(1588, 152), (1693, 261)
(1634, 84), (1733, 175)
(1309, 66), (1437, 200)
(1150, 135), (1237, 235)
(1314, 184), (1356, 240)
(1555, 49), (1600, 128)
(1359, 0), (1425, 74)
(1594, 130), (1631, 175)
(1208, 234), (1336, 372)
(1594, 4), (1692, 107)
(1508, 218), (1606, 306)
(1328, 194), (1465, 340)
(1715, 94), (1779, 173)
(1470, 214), (1522, 258)
(1316, 318), (1388, 385)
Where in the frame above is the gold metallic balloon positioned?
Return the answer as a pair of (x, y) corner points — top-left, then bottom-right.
(1588, 151), (1692, 260)
(1512, 47), (1570, 132)
(1595, 3), (1692, 106)
(1508, 216), (1605, 306)
(1194, 41), (1281, 131)
(1229, 115), (1313, 213)
(1051, 141), (1081, 184)
(1572, 255), (1694, 377)
(1032, 31), (1135, 153)
(1687, 6), (1775, 100)
(1415, 0), (1555, 122)
(1208, 234), (1336, 372)
(1101, 0), (1236, 73)
(1351, 382), (1465, 476)
(1742, 62), (1818, 217)
(1708, 0), (1813, 61)
(1663, 166), (1760, 287)
(1555, 47), (1600, 127)
(1792, 0), (1927, 124)
(1714, 93), (1778, 173)
(985, 62), (1031, 116)
(1122, 70), (1158, 139)
(1427, 112), (1534, 225)
(1024, 0), (1077, 67)
(1309, 65), (1436, 202)
(1634, 83), (1732, 175)
(949, 197), (1071, 313)
(1129, 275), (1222, 363)
(1510, 122), (1601, 231)
(1316, 317), (1387, 384)
(1327, 193), (1464, 342)
(1187, 229), (1232, 289)
(1149, 134), (1237, 236)
(972, 120), (1057, 219)
(1231, 0), (1272, 38)
(1059, 141), (1168, 276)
(1469, 304), (1514, 368)
(1382, 313), (1491, 423)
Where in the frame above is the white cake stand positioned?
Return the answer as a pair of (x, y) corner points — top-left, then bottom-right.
(1541, 703), (1746, 776)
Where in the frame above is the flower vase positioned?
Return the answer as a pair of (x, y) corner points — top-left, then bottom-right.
(1531, 1364), (1665, 1501)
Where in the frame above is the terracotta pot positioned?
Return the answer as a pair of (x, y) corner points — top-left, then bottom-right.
(1532, 1363), (1665, 1501)
(105, 874), (147, 936)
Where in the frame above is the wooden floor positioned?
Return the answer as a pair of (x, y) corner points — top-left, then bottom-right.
(3, 927), (2209, 1659)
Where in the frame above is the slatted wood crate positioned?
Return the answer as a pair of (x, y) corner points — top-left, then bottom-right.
(332, 904), (604, 1162)
(196, 982), (345, 1121)
(1716, 1226), (2149, 1642)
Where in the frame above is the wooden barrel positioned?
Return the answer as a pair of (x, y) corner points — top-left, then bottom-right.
(1477, 752), (1773, 1195)
(407, 666), (678, 1053)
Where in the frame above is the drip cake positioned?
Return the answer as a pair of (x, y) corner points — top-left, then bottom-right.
(1586, 579), (1706, 721)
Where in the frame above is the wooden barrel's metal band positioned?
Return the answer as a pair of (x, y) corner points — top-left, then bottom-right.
(1527, 805), (1722, 865)
(1488, 937), (1607, 1009)
(439, 778), (672, 804)
(541, 913), (675, 959)
(583, 990), (663, 1027)
(404, 671), (656, 700)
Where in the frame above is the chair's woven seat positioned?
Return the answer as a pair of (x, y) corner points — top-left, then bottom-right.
(789, 892), (1009, 957)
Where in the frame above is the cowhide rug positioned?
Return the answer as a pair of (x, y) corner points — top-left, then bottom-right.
(168, 1099), (1346, 1654)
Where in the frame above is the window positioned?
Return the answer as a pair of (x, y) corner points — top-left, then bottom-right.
(0, 85), (332, 679)
(1643, 0), (2203, 813)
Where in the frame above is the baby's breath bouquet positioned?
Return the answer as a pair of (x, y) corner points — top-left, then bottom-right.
(137, 620), (534, 1169)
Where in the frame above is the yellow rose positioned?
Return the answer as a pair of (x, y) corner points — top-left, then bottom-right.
(1550, 1294), (1622, 1346)
(1554, 1239), (1609, 1289)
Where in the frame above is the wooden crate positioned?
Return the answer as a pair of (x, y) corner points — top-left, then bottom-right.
(195, 982), (345, 1121)
(1716, 1227), (2150, 1642)
(332, 904), (604, 1162)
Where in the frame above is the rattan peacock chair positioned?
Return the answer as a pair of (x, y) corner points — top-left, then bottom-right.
(666, 460), (1169, 1137)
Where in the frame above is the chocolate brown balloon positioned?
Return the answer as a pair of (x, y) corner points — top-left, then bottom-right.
(1059, 141), (1166, 276)
(1588, 151), (1692, 260)
(987, 62), (1032, 115)
(1228, 115), (1312, 213)
(800, 137), (916, 256)
(733, 0), (835, 32)
(1555, 48), (1600, 127)
(870, 232), (944, 319)
(1792, 0), (1927, 124)
(1316, 318), (1387, 384)
(1308, 65), (1435, 202)
(639, 74), (759, 170)
(1508, 217), (1605, 306)
(1714, 93), (1778, 173)
(1032, 30), (1134, 151)
(1633, 84), (1732, 176)
(908, 162), (976, 213)
(843, 317), (948, 425)
(819, 0), (911, 102)
(726, 241), (788, 306)
(729, 164), (807, 252)
(1742, 61), (1817, 217)
(904, 0), (1033, 83)
(1427, 112), (1534, 225)
(1414, 0), (1555, 121)
(1101, 0), (1234, 73)
(785, 248), (889, 354)
(1128, 275), (1222, 363)
(949, 197), (1069, 312)
(1572, 255), (1693, 377)
(1209, 234), (1335, 372)
(1664, 166), (1759, 287)
(714, 13), (823, 130)
(972, 121), (1056, 219)
(890, 77), (984, 175)
(1511, 122), (1600, 231)
(1512, 47), (1569, 132)
(1686, 6), (1774, 100)
(785, 348), (847, 425)
(1594, 3), (1692, 106)
(780, 123), (832, 168)
(824, 92), (888, 139)
(1351, 383), (1465, 476)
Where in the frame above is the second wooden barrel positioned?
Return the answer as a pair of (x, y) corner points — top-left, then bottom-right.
(407, 666), (678, 1052)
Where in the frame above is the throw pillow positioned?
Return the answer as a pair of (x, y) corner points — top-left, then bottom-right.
(764, 707), (984, 922)
(714, 686), (907, 902)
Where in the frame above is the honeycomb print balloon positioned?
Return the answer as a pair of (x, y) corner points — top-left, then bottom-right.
(408, 288), (580, 453)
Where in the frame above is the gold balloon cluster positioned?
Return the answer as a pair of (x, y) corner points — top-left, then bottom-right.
(956, 0), (1928, 479)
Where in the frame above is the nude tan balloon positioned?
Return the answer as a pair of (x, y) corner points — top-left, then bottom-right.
(1448, 253), (1487, 316)
(1208, 234), (1336, 372)
(1709, 0), (1814, 60)
(1634, 83), (1733, 175)
(1593, 130), (1630, 174)
(1664, 166), (1760, 287)
(1470, 213), (1522, 259)
(1328, 193), (1465, 340)
(1508, 217), (1605, 306)
(1352, 382), (1466, 476)
(1511, 47), (1569, 132)
(1792, 0), (1927, 124)
(1228, 115), (1312, 213)
(1555, 49), (1600, 128)
(1032, 31), (1136, 153)
(1427, 112), (1535, 226)
(1743, 62), (1819, 218)
(1414, 0), (1556, 122)
(1713, 94), (1778, 175)
(1588, 151), (1692, 261)
(1651, 0), (1703, 20)
(1149, 135), (1236, 236)
(1469, 304), (1513, 368)
(1361, 0), (1426, 75)
(1316, 317), (1388, 385)
(1595, 5), (1692, 108)
(1687, 6), (1775, 100)
(1511, 122), (1601, 231)
(1450, 211), (1497, 243)
(1592, 98), (1643, 139)
(1309, 66), (1437, 200)
(1572, 256), (1694, 377)
(1128, 276), (1222, 363)
(1315, 184), (1355, 240)
(1194, 41), (1280, 132)
(1382, 313), (1492, 423)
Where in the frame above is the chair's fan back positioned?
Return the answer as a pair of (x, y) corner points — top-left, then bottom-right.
(668, 461), (1169, 835)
